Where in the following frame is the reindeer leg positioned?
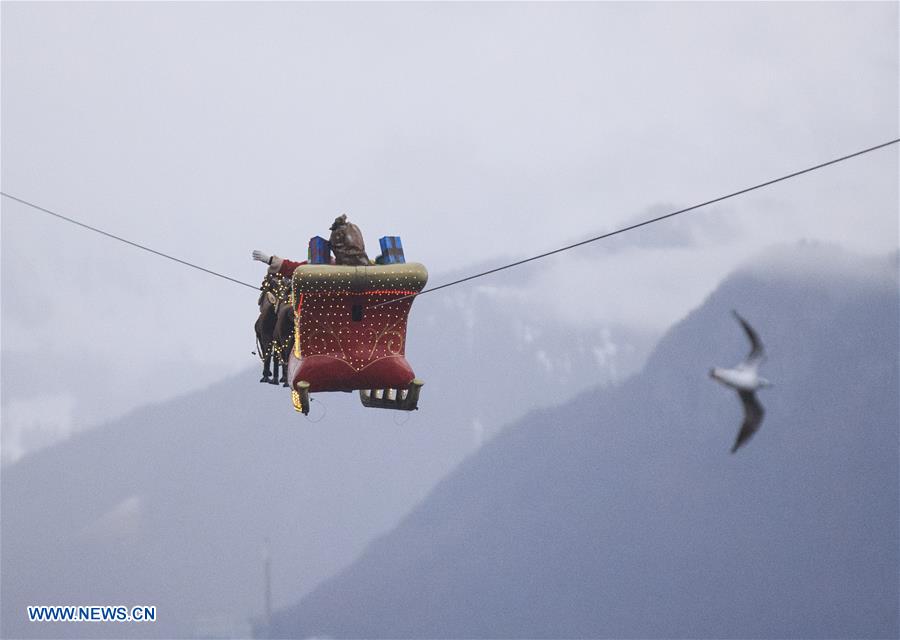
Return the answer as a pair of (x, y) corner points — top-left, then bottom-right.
(280, 349), (290, 387)
(261, 349), (272, 383)
(260, 336), (274, 383)
(269, 354), (281, 385)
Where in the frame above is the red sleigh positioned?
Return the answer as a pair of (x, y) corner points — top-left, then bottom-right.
(286, 263), (428, 415)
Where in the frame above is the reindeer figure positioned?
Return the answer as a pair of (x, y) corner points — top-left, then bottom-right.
(273, 298), (295, 387)
(255, 273), (292, 384)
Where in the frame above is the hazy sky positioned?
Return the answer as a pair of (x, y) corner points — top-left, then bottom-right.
(2, 1), (897, 462)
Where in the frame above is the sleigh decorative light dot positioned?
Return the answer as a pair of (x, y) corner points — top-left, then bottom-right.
(287, 262), (428, 415)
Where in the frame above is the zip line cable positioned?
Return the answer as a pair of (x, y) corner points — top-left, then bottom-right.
(2, 138), (898, 299)
(374, 137), (899, 307)
(0, 192), (259, 290)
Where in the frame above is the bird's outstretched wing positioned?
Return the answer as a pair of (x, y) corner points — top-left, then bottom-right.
(731, 390), (765, 453)
(732, 310), (765, 367)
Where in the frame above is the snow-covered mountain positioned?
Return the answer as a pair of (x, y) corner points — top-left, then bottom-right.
(265, 245), (899, 639)
(1, 260), (650, 639)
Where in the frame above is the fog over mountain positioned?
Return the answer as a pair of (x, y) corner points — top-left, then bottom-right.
(1, 261), (651, 639)
(3, 4), (896, 638)
(3, 245), (896, 640)
(265, 244), (899, 639)
(3, 1), (897, 466)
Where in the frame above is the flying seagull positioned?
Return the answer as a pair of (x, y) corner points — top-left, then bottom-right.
(709, 311), (772, 453)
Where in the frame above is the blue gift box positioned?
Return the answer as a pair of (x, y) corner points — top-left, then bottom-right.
(308, 236), (331, 264)
(378, 236), (405, 264)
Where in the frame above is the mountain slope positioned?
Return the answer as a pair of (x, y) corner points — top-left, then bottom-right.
(268, 245), (899, 639)
(1, 262), (649, 639)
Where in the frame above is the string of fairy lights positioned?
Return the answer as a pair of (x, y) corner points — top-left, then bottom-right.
(2, 138), (897, 304)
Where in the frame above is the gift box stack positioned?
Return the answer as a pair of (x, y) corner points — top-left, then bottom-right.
(378, 236), (405, 264)
(307, 236), (331, 264)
